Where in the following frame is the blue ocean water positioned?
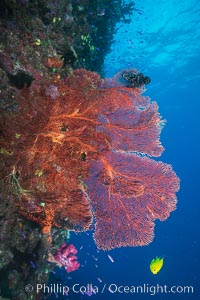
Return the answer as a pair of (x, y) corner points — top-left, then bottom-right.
(49, 1), (200, 299)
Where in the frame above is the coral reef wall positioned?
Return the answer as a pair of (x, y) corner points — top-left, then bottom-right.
(0, 1), (134, 299)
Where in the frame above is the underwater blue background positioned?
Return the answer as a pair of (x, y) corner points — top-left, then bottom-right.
(50, 1), (200, 299)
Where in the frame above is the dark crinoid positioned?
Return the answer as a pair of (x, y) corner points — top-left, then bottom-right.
(122, 69), (151, 88)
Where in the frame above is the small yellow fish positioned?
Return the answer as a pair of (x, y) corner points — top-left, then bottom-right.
(35, 38), (41, 46)
(150, 256), (164, 274)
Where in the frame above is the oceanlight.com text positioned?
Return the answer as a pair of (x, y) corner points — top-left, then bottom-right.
(107, 283), (194, 295)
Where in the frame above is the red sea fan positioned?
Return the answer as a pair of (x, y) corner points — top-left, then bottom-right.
(0, 69), (180, 249)
(85, 152), (179, 250)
